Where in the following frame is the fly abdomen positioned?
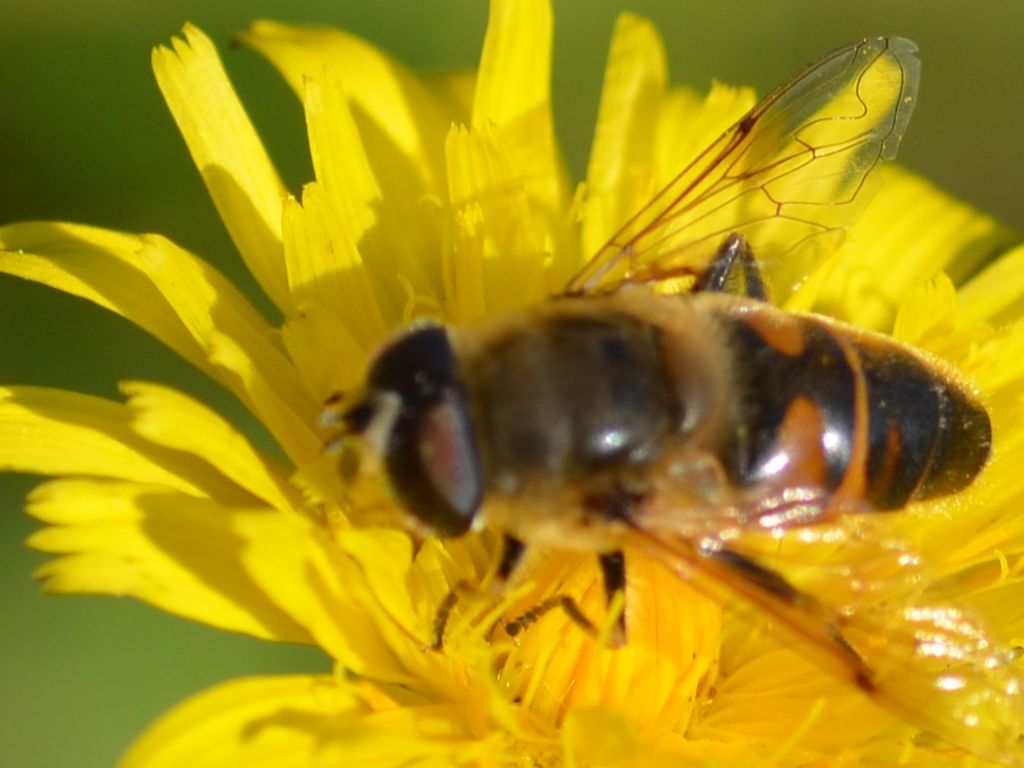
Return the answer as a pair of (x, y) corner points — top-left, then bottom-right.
(719, 311), (857, 491)
(719, 304), (990, 510)
(855, 342), (991, 508)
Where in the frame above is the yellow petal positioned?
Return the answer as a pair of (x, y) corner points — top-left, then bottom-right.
(562, 707), (640, 766)
(695, 639), (1008, 766)
(962, 580), (1024, 646)
(239, 20), (454, 194)
(136, 235), (321, 466)
(971, 320), (1024, 401)
(0, 222), (212, 375)
(120, 675), (358, 768)
(694, 645), (901, 757)
(281, 186), (387, 348)
(333, 528), (421, 642)
(279, 301), (367, 401)
(959, 242), (1024, 326)
(904, 315), (1024, 568)
(0, 386), (223, 496)
(121, 674), (492, 768)
(28, 479), (313, 643)
(152, 24), (290, 312)
(581, 27), (757, 289)
(235, 510), (410, 676)
(302, 75), (440, 324)
(813, 166), (1017, 330)
(653, 82), (755, 189)
(2, 222), (323, 459)
(444, 123), (549, 318)
(473, 0), (567, 218)
(203, 331), (337, 502)
(582, 14), (667, 260)
(892, 271), (961, 348)
(120, 381), (302, 514)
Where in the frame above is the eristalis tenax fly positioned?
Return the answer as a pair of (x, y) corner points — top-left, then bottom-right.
(324, 36), (1024, 765)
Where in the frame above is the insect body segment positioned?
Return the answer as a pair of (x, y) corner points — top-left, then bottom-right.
(716, 301), (992, 514)
(354, 260), (991, 548)
(359, 253), (990, 542)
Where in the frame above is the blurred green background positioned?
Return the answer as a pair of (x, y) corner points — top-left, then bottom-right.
(2, 1), (1022, 765)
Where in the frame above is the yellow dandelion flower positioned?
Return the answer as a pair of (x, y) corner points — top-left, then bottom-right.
(4, 1), (1024, 766)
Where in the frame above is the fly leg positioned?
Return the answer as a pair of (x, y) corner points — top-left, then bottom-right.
(431, 533), (526, 650)
(504, 550), (627, 647)
(506, 487), (641, 645)
(598, 550), (627, 645)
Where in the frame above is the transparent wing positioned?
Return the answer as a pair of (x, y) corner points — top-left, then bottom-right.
(625, 519), (1024, 766)
(566, 37), (920, 302)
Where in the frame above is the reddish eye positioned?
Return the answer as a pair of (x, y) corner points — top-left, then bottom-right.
(418, 398), (482, 524)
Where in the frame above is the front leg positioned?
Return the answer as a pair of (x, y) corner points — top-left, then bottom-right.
(599, 550), (628, 646)
(495, 533), (527, 584)
(504, 550), (628, 646)
(432, 533), (527, 650)
(505, 486), (639, 645)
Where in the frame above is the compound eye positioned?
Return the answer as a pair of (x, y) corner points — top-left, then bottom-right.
(385, 393), (483, 537)
(418, 398), (482, 528)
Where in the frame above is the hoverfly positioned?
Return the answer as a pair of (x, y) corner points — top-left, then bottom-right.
(327, 36), (1024, 764)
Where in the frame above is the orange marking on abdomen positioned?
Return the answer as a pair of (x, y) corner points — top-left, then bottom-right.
(831, 330), (870, 503)
(769, 395), (829, 489)
(740, 306), (806, 356)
